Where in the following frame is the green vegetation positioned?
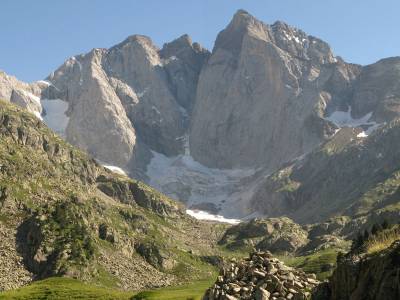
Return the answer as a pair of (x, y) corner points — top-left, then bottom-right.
(280, 248), (338, 280)
(0, 278), (217, 300)
(0, 100), (225, 290)
(0, 277), (134, 300)
(351, 220), (399, 254)
(365, 225), (400, 254)
(132, 280), (213, 300)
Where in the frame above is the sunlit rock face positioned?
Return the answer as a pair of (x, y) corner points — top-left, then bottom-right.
(189, 10), (358, 170)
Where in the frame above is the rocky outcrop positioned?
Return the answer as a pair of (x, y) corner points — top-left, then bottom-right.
(203, 251), (320, 300)
(313, 240), (400, 300)
(219, 218), (309, 253)
(0, 71), (50, 119)
(96, 174), (182, 216)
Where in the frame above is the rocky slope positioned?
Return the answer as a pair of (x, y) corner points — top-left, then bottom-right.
(0, 100), (230, 291)
(313, 226), (400, 300)
(249, 119), (400, 224)
(1, 10), (400, 221)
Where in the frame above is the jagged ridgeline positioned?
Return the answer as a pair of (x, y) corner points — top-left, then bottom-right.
(0, 100), (229, 291)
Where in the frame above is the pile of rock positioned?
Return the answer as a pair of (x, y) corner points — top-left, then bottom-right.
(203, 251), (320, 300)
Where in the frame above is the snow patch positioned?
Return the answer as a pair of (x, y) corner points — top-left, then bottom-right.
(33, 111), (43, 120)
(186, 209), (240, 224)
(104, 165), (127, 176)
(324, 106), (381, 137)
(37, 80), (52, 87)
(41, 99), (70, 137)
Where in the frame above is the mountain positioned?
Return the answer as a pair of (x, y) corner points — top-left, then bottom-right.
(1, 10), (400, 222)
(0, 100), (230, 291)
(1, 9), (400, 299)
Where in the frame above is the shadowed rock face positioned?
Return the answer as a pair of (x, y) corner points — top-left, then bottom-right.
(351, 57), (400, 122)
(314, 240), (400, 300)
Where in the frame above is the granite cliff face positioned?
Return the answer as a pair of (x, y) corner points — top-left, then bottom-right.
(46, 34), (209, 169)
(190, 10), (356, 169)
(1, 10), (400, 220)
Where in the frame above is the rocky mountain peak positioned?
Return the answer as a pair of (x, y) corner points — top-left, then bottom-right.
(159, 34), (209, 61)
(213, 9), (270, 53)
(114, 34), (156, 49)
(161, 34), (192, 54)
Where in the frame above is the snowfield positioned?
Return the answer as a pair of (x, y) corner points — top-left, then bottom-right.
(103, 165), (128, 176)
(41, 99), (70, 138)
(146, 149), (262, 219)
(186, 209), (240, 224)
(324, 106), (381, 137)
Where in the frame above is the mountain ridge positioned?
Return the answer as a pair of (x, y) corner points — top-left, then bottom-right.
(0, 10), (399, 222)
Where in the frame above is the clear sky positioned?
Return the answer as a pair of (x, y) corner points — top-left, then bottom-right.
(0, 0), (399, 82)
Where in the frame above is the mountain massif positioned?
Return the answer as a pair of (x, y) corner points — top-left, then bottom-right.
(0, 9), (399, 299)
(1, 10), (400, 222)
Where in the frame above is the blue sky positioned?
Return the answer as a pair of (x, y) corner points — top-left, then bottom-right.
(0, 0), (399, 82)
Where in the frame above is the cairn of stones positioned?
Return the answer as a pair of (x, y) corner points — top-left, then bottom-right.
(203, 251), (320, 300)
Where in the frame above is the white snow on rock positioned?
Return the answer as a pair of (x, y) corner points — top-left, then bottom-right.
(325, 106), (381, 137)
(33, 111), (43, 120)
(41, 99), (69, 138)
(103, 165), (127, 176)
(186, 209), (240, 224)
(37, 80), (52, 87)
(357, 131), (368, 138)
(146, 150), (261, 219)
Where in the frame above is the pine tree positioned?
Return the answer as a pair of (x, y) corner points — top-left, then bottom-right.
(363, 229), (370, 241)
(371, 223), (382, 235)
(351, 232), (364, 251)
(382, 219), (390, 230)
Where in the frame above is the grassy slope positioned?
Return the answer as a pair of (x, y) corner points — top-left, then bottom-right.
(132, 280), (214, 300)
(0, 277), (216, 300)
(280, 248), (338, 280)
(0, 278), (134, 300)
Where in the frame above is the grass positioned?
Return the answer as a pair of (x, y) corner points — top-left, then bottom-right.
(0, 277), (134, 300)
(365, 226), (400, 254)
(0, 278), (216, 300)
(132, 279), (214, 300)
(279, 248), (338, 280)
